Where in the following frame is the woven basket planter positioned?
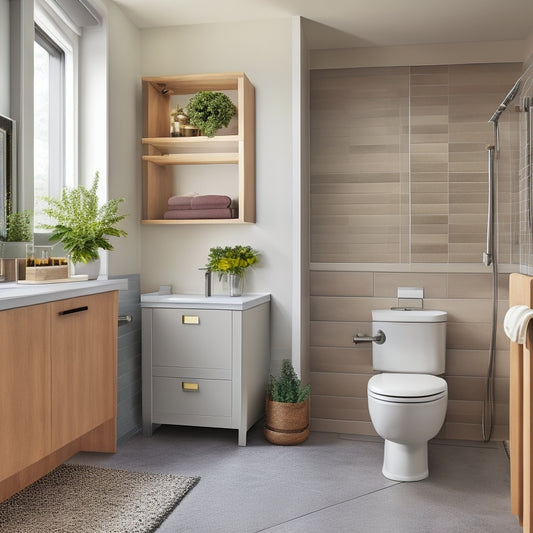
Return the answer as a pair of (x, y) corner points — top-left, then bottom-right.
(264, 397), (309, 445)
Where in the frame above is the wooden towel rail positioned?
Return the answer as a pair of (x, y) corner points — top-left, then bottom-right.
(510, 273), (533, 530)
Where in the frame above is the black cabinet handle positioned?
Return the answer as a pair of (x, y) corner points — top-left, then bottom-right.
(58, 305), (89, 316)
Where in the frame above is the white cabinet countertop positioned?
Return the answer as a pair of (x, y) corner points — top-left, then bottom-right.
(140, 292), (270, 311)
(0, 278), (128, 311)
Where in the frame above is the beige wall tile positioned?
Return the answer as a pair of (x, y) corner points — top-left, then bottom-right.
(310, 321), (372, 349)
(310, 296), (393, 322)
(374, 272), (447, 298)
(311, 396), (371, 422)
(310, 346), (373, 374)
(311, 418), (376, 436)
(447, 273), (491, 298)
(311, 372), (370, 398)
(424, 298), (492, 323)
(310, 271), (374, 297)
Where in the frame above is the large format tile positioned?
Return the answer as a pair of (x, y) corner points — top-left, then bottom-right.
(70, 425), (518, 533)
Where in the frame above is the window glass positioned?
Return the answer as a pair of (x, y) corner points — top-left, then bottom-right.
(34, 28), (61, 228)
(33, 1), (77, 231)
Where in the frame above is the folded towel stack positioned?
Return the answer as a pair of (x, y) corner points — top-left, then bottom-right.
(504, 305), (533, 344)
(164, 194), (234, 220)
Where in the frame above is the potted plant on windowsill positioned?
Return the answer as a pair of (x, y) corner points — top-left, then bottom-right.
(264, 359), (311, 445)
(40, 172), (127, 279)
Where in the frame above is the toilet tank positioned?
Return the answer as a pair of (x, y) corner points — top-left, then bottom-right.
(371, 309), (447, 374)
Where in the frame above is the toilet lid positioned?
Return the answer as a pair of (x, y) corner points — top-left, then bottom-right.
(368, 373), (447, 399)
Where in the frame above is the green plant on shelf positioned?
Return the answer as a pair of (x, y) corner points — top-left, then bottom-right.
(186, 91), (236, 137)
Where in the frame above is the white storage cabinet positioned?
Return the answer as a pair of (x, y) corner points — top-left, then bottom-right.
(141, 293), (270, 445)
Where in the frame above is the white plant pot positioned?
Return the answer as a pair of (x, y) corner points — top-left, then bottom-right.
(72, 258), (100, 280)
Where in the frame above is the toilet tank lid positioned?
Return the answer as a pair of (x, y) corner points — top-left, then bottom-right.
(372, 309), (447, 322)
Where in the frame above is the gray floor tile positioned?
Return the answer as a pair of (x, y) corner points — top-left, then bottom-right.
(70, 423), (521, 533)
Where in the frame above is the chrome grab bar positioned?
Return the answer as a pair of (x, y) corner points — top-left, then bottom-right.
(353, 329), (386, 345)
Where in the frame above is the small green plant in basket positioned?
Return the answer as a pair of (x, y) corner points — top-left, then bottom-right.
(268, 359), (311, 404)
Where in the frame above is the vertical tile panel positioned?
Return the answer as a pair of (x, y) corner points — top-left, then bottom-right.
(111, 274), (142, 442)
(310, 67), (410, 263)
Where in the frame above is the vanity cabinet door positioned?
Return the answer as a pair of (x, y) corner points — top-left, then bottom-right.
(50, 292), (117, 450)
(0, 303), (52, 482)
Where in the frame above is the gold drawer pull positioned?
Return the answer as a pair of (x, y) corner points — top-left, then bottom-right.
(182, 382), (199, 392)
(182, 315), (200, 325)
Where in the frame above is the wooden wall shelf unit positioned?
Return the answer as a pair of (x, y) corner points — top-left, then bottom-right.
(142, 72), (255, 224)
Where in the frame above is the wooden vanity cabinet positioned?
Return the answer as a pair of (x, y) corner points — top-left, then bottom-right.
(0, 304), (52, 482)
(51, 292), (117, 450)
(0, 290), (118, 503)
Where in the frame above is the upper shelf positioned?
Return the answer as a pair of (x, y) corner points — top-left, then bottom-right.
(142, 135), (240, 165)
(142, 72), (244, 96)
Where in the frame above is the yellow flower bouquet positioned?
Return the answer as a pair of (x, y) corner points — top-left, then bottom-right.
(206, 245), (259, 278)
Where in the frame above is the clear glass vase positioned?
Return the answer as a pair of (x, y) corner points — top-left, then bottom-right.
(228, 273), (244, 297)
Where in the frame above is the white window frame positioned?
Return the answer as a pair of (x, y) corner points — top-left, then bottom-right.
(34, 0), (79, 198)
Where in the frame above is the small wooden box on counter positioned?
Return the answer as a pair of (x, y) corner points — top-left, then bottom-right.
(25, 265), (69, 282)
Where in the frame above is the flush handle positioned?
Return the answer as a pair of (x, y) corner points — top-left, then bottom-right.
(353, 329), (386, 345)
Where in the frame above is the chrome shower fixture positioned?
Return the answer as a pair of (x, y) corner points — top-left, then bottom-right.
(488, 78), (521, 123)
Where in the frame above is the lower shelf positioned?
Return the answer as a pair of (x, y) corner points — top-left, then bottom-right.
(141, 218), (252, 225)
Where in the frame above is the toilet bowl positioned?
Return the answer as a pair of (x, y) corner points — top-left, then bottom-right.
(368, 373), (447, 481)
(366, 309), (448, 482)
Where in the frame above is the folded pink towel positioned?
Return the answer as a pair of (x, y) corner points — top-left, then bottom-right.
(167, 195), (193, 209)
(167, 194), (231, 210)
(163, 208), (234, 220)
(191, 195), (231, 209)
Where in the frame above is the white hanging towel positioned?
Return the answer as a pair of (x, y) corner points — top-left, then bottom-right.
(504, 305), (533, 344)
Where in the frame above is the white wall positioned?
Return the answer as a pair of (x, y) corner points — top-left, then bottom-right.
(139, 19), (294, 368)
(0, 0), (9, 115)
(291, 16), (310, 382)
(106, 0), (142, 276)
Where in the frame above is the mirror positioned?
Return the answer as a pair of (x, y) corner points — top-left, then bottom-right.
(0, 114), (15, 240)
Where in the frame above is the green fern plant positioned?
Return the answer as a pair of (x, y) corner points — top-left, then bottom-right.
(268, 359), (311, 403)
(40, 172), (127, 264)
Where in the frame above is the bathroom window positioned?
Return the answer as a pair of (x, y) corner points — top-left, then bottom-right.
(33, 0), (78, 229)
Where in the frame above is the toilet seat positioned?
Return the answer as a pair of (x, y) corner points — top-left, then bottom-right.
(368, 373), (447, 404)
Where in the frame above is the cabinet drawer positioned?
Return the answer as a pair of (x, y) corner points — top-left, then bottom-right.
(152, 309), (231, 369)
(153, 376), (231, 419)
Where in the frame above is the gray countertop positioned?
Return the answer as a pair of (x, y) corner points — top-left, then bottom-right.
(140, 292), (270, 311)
(0, 278), (128, 311)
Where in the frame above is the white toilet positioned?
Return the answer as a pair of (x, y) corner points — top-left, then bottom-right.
(367, 309), (448, 482)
